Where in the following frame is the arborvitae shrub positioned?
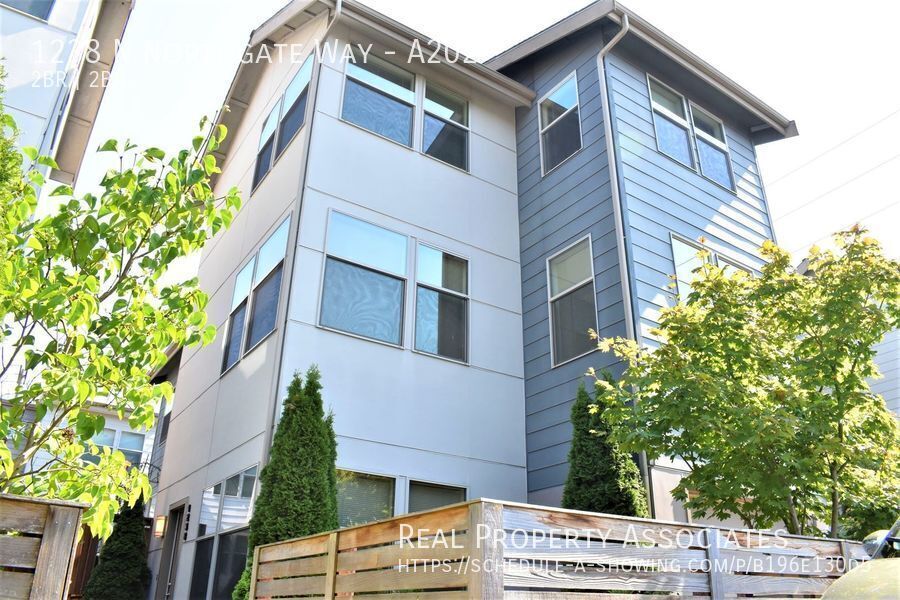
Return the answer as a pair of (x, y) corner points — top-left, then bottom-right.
(82, 497), (150, 600)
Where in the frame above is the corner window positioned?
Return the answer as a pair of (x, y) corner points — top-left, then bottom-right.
(690, 104), (734, 189)
(337, 470), (395, 527)
(414, 244), (468, 362)
(222, 218), (290, 372)
(342, 55), (415, 146)
(1, 1), (53, 20)
(539, 73), (582, 173)
(320, 212), (407, 345)
(276, 56), (314, 158)
(409, 481), (465, 513)
(192, 465), (256, 600)
(649, 78), (693, 167)
(547, 237), (597, 365)
(423, 83), (468, 170)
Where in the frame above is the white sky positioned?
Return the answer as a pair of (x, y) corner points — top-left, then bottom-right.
(76, 0), (900, 277)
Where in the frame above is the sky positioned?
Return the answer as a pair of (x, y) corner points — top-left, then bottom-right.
(76, 0), (900, 272)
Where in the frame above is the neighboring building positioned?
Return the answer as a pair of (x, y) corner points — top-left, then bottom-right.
(149, 1), (796, 597)
(873, 329), (899, 416)
(486, 0), (794, 520)
(0, 0), (133, 184)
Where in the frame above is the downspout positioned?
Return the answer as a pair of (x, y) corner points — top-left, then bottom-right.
(596, 14), (656, 518)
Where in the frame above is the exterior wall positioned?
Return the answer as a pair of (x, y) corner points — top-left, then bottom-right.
(873, 328), (900, 416)
(502, 24), (627, 505)
(150, 16), (527, 599)
(283, 23), (527, 504)
(0, 0), (98, 158)
(147, 14), (330, 600)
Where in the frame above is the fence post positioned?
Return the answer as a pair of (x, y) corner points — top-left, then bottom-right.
(31, 505), (82, 600)
(467, 501), (504, 599)
(323, 531), (339, 600)
(704, 527), (725, 600)
(247, 546), (260, 600)
(839, 540), (853, 573)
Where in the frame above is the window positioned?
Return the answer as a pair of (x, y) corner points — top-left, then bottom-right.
(252, 55), (315, 189)
(192, 466), (257, 600)
(539, 73), (582, 173)
(690, 104), (734, 189)
(547, 238), (597, 365)
(320, 212), (407, 345)
(415, 245), (467, 361)
(222, 218), (290, 372)
(276, 56), (313, 157)
(81, 428), (145, 466)
(253, 105), (279, 189)
(423, 83), (468, 170)
(337, 470), (395, 527)
(158, 398), (173, 445)
(671, 236), (750, 301)
(649, 77), (736, 190)
(342, 55), (415, 145)
(649, 78), (693, 167)
(409, 481), (465, 513)
(1, 1), (53, 20)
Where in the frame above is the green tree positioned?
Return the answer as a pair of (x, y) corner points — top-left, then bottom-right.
(562, 379), (649, 517)
(0, 92), (241, 537)
(593, 228), (899, 536)
(233, 367), (338, 600)
(82, 497), (151, 600)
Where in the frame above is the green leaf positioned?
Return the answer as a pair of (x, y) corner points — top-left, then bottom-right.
(22, 146), (38, 160)
(98, 139), (119, 152)
(25, 236), (43, 251)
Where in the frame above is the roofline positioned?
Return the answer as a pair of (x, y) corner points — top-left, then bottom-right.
(486, 0), (797, 139)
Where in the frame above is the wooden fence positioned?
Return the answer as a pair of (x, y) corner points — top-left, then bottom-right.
(0, 494), (87, 600)
(248, 498), (869, 599)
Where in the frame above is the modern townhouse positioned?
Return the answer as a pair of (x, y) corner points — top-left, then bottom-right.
(147, 1), (797, 598)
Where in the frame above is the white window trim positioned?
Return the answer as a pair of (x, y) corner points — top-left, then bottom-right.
(317, 209), (409, 349)
(412, 242), (471, 364)
(647, 75), (737, 192)
(221, 216), (292, 374)
(546, 235), (599, 368)
(669, 232), (753, 300)
(338, 52), (473, 173)
(538, 70), (584, 177)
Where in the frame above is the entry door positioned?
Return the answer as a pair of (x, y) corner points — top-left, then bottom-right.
(156, 506), (184, 600)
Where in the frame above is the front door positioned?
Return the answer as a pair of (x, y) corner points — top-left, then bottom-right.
(155, 506), (184, 600)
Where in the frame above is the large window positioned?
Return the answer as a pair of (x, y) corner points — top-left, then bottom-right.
(337, 470), (395, 527)
(253, 55), (314, 189)
(648, 76), (735, 190)
(547, 237), (597, 366)
(671, 236), (751, 301)
(222, 218), (290, 372)
(1, 1), (53, 20)
(320, 212), (407, 345)
(415, 244), (468, 362)
(423, 83), (468, 170)
(409, 481), (465, 513)
(81, 428), (145, 467)
(539, 73), (582, 174)
(191, 466), (257, 600)
(342, 55), (416, 146)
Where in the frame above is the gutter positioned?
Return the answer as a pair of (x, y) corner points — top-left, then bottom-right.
(596, 14), (656, 518)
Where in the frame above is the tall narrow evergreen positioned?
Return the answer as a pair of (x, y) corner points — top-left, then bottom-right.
(82, 497), (151, 600)
(562, 379), (649, 517)
(233, 366), (338, 599)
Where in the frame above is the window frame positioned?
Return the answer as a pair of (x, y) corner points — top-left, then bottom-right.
(669, 232), (753, 301)
(421, 81), (470, 172)
(407, 479), (468, 513)
(538, 70), (584, 177)
(340, 53), (417, 148)
(221, 216), (291, 375)
(336, 468), (398, 528)
(81, 427), (146, 467)
(546, 235), (599, 368)
(317, 210), (409, 349)
(412, 243), (470, 364)
(0, 0), (54, 21)
(647, 75), (737, 191)
(252, 103), (282, 191)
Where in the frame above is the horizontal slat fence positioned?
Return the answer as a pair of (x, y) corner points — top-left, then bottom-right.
(0, 494), (87, 600)
(249, 499), (869, 600)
